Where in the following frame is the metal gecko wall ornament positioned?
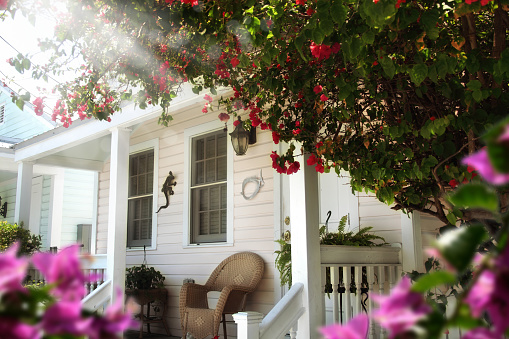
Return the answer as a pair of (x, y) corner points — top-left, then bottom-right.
(156, 171), (177, 213)
(241, 169), (264, 200)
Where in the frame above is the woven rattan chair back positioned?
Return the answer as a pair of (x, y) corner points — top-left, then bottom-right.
(205, 252), (264, 292)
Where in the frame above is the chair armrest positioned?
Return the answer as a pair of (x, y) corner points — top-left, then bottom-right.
(215, 285), (254, 316)
(180, 283), (210, 309)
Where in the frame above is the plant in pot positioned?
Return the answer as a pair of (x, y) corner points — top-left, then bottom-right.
(125, 264), (166, 305)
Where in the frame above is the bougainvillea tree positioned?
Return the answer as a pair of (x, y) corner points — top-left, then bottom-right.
(5, 0), (509, 224)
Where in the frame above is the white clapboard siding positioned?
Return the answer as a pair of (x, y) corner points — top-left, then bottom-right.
(58, 169), (95, 247)
(0, 92), (53, 140)
(96, 106), (275, 338)
(0, 179), (17, 222)
(39, 175), (52, 250)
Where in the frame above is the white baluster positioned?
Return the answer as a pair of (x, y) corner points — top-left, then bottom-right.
(367, 266), (376, 339)
(388, 265), (397, 290)
(354, 266), (362, 318)
(343, 266), (352, 322)
(331, 266), (340, 324)
(378, 266), (386, 338)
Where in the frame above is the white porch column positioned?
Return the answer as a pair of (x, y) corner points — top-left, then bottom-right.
(106, 127), (131, 303)
(401, 212), (424, 272)
(14, 161), (34, 227)
(289, 152), (323, 339)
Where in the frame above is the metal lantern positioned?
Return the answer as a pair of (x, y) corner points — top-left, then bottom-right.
(230, 117), (251, 155)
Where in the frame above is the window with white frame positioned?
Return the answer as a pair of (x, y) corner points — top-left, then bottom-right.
(190, 129), (228, 243)
(127, 145), (157, 248)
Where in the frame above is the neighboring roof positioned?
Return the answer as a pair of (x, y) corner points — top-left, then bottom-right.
(0, 82), (56, 128)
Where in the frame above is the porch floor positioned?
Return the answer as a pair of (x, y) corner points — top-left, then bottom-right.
(124, 329), (180, 339)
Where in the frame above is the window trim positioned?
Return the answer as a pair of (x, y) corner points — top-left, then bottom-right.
(127, 138), (159, 250)
(183, 120), (233, 247)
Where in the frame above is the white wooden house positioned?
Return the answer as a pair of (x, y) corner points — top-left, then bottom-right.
(0, 84), (97, 252)
(1, 83), (444, 338)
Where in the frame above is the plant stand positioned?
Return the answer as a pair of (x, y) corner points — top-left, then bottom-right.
(125, 288), (171, 338)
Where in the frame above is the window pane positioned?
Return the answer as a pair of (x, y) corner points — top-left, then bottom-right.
(221, 210), (227, 234)
(130, 158), (138, 175)
(217, 133), (226, 156)
(217, 156), (226, 181)
(221, 185), (227, 209)
(205, 136), (216, 158)
(206, 159), (215, 182)
(210, 186), (220, 210)
(130, 177), (138, 196)
(194, 161), (204, 185)
(139, 154), (147, 173)
(195, 138), (205, 161)
(198, 188), (208, 211)
(210, 211), (220, 234)
(199, 212), (209, 235)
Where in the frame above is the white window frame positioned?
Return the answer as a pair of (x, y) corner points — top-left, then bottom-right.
(183, 120), (233, 247)
(127, 138), (159, 250)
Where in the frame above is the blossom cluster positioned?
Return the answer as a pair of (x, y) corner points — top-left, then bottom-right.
(0, 244), (137, 339)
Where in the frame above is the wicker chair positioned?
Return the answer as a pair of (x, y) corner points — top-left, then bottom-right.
(179, 252), (265, 339)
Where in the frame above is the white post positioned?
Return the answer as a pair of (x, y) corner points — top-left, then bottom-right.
(106, 127), (130, 303)
(289, 152), (323, 339)
(14, 161), (34, 227)
(401, 212), (424, 272)
(233, 311), (264, 339)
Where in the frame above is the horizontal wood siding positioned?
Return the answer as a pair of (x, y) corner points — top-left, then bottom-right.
(60, 169), (96, 248)
(0, 92), (52, 140)
(0, 179), (16, 223)
(39, 175), (52, 250)
(96, 106), (275, 337)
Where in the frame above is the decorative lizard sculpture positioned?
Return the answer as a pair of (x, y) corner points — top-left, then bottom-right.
(156, 171), (177, 213)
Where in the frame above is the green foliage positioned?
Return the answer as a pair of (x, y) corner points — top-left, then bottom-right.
(275, 216), (386, 287)
(320, 215), (387, 246)
(0, 221), (42, 256)
(125, 264), (165, 290)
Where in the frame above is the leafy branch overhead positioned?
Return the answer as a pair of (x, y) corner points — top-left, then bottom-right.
(6, 0), (509, 224)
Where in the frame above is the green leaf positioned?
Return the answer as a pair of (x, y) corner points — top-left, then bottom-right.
(16, 99), (25, 110)
(379, 56), (395, 79)
(294, 35), (308, 61)
(410, 63), (428, 86)
(312, 28), (325, 44)
(448, 183), (499, 212)
(487, 143), (509, 173)
(412, 271), (457, 293)
(362, 31), (375, 45)
(330, 1), (347, 26)
(319, 19), (334, 36)
(436, 225), (487, 272)
(446, 212), (457, 225)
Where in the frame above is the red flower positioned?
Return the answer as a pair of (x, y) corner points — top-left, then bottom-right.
(315, 162), (325, 173)
(331, 43), (341, 54)
(287, 161), (300, 175)
(296, 0), (306, 4)
(310, 42), (332, 61)
(320, 94), (328, 101)
(233, 119), (241, 127)
(218, 113), (230, 122)
(293, 128), (301, 135)
(430, 116), (436, 121)
(306, 8), (315, 15)
(272, 131), (280, 144)
(314, 85), (323, 94)
(160, 44), (168, 53)
(204, 94), (213, 103)
(467, 165), (476, 173)
(372, 60), (379, 66)
(0, 0), (7, 10)
(449, 179), (459, 188)
(33, 97), (45, 116)
(231, 57), (240, 68)
(307, 154), (319, 166)
(316, 141), (323, 149)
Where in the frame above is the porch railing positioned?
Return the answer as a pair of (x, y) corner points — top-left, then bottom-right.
(25, 254), (107, 298)
(234, 245), (402, 339)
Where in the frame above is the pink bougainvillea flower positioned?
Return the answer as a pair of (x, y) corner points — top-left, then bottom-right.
(462, 148), (509, 185)
(88, 289), (138, 339)
(0, 0), (7, 10)
(32, 244), (87, 301)
(320, 313), (369, 339)
(313, 85), (323, 94)
(41, 300), (93, 336)
(372, 276), (431, 339)
(464, 270), (496, 317)
(272, 131), (280, 144)
(0, 243), (28, 294)
(286, 161), (300, 175)
(307, 153), (319, 166)
(320, 94), (329, 101)
(462, 328), (499, 339)
(498, 124), (509, 142)
(218, 113), (230, 122)
(33, 97), (45, 116)
(0, 317), (40, 339)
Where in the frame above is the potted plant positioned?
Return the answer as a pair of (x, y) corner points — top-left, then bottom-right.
(125, 264), (166, 305)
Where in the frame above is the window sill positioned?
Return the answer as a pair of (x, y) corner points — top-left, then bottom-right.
(183, 242), (233, 249)
(126, 246), (156, 252)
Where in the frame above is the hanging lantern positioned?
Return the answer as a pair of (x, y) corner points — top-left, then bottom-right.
(230, 117), (251, 155)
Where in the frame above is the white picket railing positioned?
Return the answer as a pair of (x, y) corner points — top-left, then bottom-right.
(81, 279), (112, 312)
(234, 245), (402, 339)
(321, 245), (402, 339)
